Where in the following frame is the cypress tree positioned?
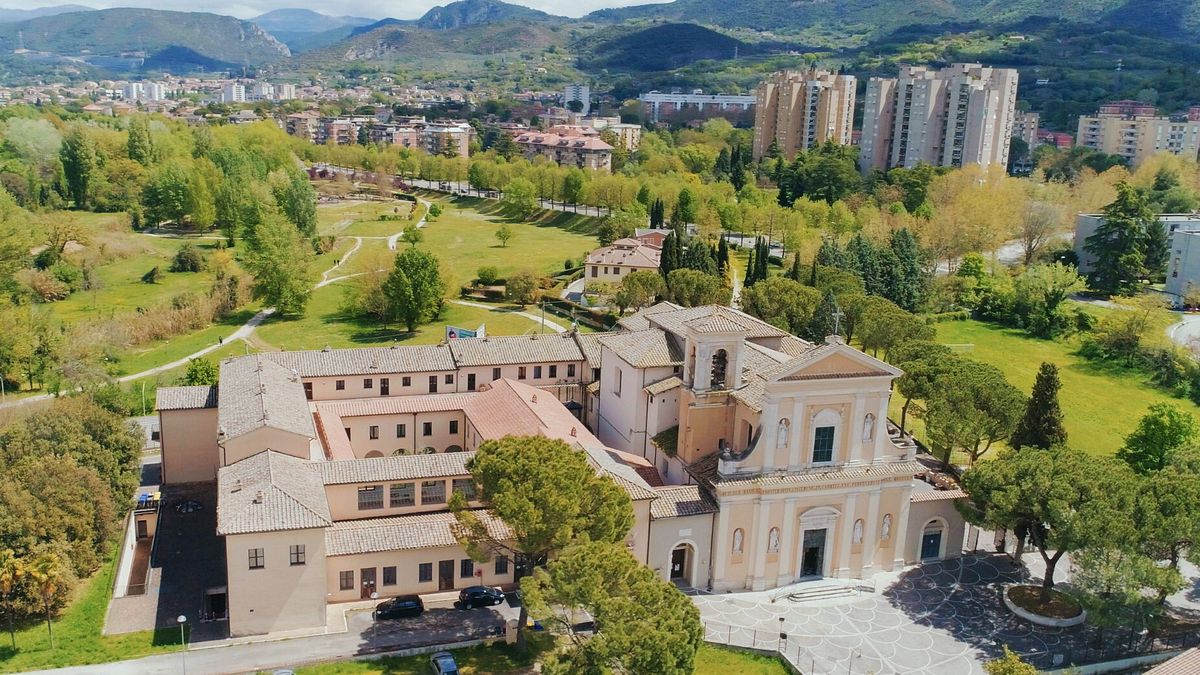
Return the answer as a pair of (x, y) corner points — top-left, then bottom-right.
(717, 236), (729, 274)
(755, 238), (769, 283)
(660, 231), (678, 277)
(889, 228), (926, 312)
(789, 254), (803, 282)
(1010, 362), (1067, 450)
(745, 246), (757, 287)
(806, 290), (838, 342)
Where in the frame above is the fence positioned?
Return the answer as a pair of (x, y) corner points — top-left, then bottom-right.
(1021, 628), (1200, 671)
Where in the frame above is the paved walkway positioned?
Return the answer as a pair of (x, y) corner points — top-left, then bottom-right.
(453, 300), (568, 334)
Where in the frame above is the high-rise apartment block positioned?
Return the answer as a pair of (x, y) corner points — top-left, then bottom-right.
(221, 83), (246, 104)
(752, 69), (856, 160)
(858, 63), (1019, 174)
(563, 84), (591, 115)
(1076, 100), (1200, 167)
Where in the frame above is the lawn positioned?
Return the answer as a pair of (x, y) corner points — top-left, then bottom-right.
(316, 200), (422, 238)
(694, 644), (791, 674)
(0, 549), (188, 673)
(916, 318), (1200, 455)
(112, 307), (261, 376)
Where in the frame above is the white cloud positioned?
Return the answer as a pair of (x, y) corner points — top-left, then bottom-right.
(11, 0), (673, 20)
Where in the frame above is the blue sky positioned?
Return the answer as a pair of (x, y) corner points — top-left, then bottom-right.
(9, 0), (672, 19)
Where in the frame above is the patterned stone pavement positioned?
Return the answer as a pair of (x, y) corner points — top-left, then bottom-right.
(692, 553), (1104, 675)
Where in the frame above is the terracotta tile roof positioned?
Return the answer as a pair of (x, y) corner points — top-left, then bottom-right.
(156, 385), (217, 411)
(651, 485), (719, 519)
(218, 356), (316, 441)
(217, 451), (331, 535)
(730, 377), (767, 412)
(263, 344), (456, 378)
(325, 509), (511, 556)
(467, 379), (599, 445)
(316, 393), (475, 418)
(717, 460), (928, 489)
(635, 465), (666, 487)
(587, 380), (601, 394)
(777, 335), (817, 357)
(599, 329), (684, 368)
(449, 333), (584, 367)
(685, 314), (748, 334)
(581, 443), (658, 501)
(646, 305), (787, 339)
(586, 241), (661, 269)
(644, 376), (682, 396)
(1146, 648), (1200, 674)
(910, 488), (968, 503)
(514, 132), (613, 151)
(618, 302), (681, 331)
(574, 331), (615, 368)
(317, 452), (475, 485)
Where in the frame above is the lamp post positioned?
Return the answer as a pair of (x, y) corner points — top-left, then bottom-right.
(177, 615), (187, 675)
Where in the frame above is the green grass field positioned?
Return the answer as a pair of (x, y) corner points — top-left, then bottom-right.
(914, 318), (1200, 456)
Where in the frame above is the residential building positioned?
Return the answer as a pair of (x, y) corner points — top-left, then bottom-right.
(563, 83), (591, 116)
(155, 306), (966, 637)
(513, 132), (613, 172)
(639, 91), (757, 125)
(1076, 101), (1200, 167)
(275, 83), (297, 100)
(1074, 213), (1200, 301)
(586, 238), (662, 282)
(1013, 111), (1040, 149)
(249, 82), (274, 101)
(221, 83), (246, 104)
(752, 69), (857, 160)
(285, 112), (320, 142)
(422, 121), (472, 160)
(858, 63), (1019, 174)
(121, 82), (143, 102)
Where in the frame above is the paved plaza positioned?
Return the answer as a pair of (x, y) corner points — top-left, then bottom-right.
(693, 553), (1137, 675)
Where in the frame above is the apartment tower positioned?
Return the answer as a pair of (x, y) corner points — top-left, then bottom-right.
(858, 63), (1019, 174)
(752, 69), (857, 160)
(1076, 101), (1200, 167)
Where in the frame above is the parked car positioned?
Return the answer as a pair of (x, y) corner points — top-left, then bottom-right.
(429, 651), (459, 675)
(372, 595), (424, 620)
(458, 585), (505, 608)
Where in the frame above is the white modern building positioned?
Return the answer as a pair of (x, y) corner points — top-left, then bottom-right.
(564, 84), (591, 116)
(221, 83), (247, 104)
(1074, 212), (1200, 301)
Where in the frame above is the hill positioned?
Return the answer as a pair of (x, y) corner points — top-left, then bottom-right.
(0, 5), (91, 23)
(576, 23), (755, 72)
(0, 8), (291, 70)
(415, 0), (555, 30)
(251, 8), (373, 34)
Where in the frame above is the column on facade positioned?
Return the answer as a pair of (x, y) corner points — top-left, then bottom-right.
(848, 393), (866, 463)
(749, 497), (771, 591)
(712, 505), (730, 588)
(760, 400), (779, 472)
(775, 498), (799, 587)
(836, 493), (859, 578)
(892, 491), (912, 570)
(862, 489), (881, 575)
(873, 395), (890, 459)
(787, 396), (806, 469)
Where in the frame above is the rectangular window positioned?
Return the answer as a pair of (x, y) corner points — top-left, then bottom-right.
(445, 374), (453, 385)
(568, 364), (576, 378)
(418, 563), (433, 583)
(460, 559), (474, 578)
(303, 382), (313, 400)
(344, 427), (352, 441)
(421, 480), (446, 504)
(380, 378), (390, 395)
(452, 478), (476, 501)
(614, 369), (622, 397)
(402, 376), (411, 387)
(364, 378), (373, 389)
(396, 423), (407, 438)
(467, 373), (476, 391)
(590, 266), (597, 277)
(248, 548), (264, 570)
(549, 365), (557, 378)
(449, 420), (459, 434)
(492, 367), (501, 381)
(289, 544), (305, 566)
(358, 485), (384, 510)
(429, 375), (438, 393)
(369, 425), (379, 440)
(518, 366), (527, 380)
(812, 426), (835, 463)
(335, 379), (345, 391)
(389, 482), (415, 507)
(533, 365), (542, 379)
(422, 421), (433, 436)
(495, 555), (509, 575)
(339, 570), (354, 590)
(383, 566), (397, 586)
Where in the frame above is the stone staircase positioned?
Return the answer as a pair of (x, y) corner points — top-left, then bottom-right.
(774, 580), (859, 604)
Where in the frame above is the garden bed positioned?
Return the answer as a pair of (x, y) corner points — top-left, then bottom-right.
(1004, 584), (1086, 627)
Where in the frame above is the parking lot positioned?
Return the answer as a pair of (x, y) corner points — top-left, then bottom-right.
(343, 591), (521, 654)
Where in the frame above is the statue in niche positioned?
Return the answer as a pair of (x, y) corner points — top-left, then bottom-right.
(852, 519), (864, 544)
(768, 527), (780, 553)
(732, 528), (743, 553)
(777, 419), (790, 449)
(881, 514), (892, 541)
(863, 413), (876, 443)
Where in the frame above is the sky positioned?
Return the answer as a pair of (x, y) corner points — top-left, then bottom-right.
(7, 0), (671, 19)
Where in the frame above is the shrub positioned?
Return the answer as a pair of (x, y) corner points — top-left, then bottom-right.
(477, 266), (500, 286)
(20, 269), (70, 301)
(169, 243), (206, 272)
(50, 261), (84, 292)
(564, 259), (575, 270)
(428, 203), (443, 219)
(33, 247), (59, 270)
(141, 266), (162, 284)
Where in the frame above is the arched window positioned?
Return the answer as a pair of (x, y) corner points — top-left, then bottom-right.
(767, 527), (780, 552)
(421, 447), (437, 455)
(732, 528), (744, 554)
(392, 448), (408, 456)
(446, 445), (464, 453)
(364, 450), (384, 459)
(711, 349), (728, 390)
(776, 418), (791, 449)
(811, 408), (841, 464)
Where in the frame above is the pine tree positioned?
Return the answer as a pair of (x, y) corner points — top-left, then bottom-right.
(714, 148), (731, 181)
(806, 290), (838, 342)
(889, 228), (926, 312)
(650, 198), (665, 228)
(814, 238), (842, 269)
(1084, 181), (1152, 296)
(1010, 363), (1067, 450)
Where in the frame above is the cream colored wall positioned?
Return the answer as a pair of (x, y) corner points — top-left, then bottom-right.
(222, 427), (311, 466)
(325, 479), (480, 522)
(905, 499), (967, 564)
(676, 389), (734, 465)
(325, 545), (515, 602)
(648, 513), (714, 588)
(341, 410), (466, 457)
(455, 361), (585, 403)
(159, 408), (219, 484)
(586, 264), (628, 282)
(226, 528), (327, 637)
(305, 371), (456, 401)
(626, 499), (653, 565)
(597, 350), (669, 453)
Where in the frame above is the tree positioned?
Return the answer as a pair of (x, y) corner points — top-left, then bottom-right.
(673, 188), (697, 226)
(59, 125), (97, 209)
(141, 160), (192, 226)
(383, 247), (446, 331)
(888, 228), (927, 312)
(502, 178), (539, 220)
(924, 359), (1025, 466)
(959, 447), (1130, 589)
(598, 206), (644, 246)
(523, 541), (702, 674)
(742, 277), (820, 335)
(26, 550), (64, 648)
(271, 170), (318, 238)
(890, 341), (955, 434)
(562, 169), (586, 206)
(169, 243), (206, 273)
(805, 289), (839, 342)
(1084, 182), (1153, 296)
(614, 270), (665, 313)
(184, 358), (218, 386)
(126, 116), (154, 166)
(985, 647), (1038, 675)
(856, 299), (934, 359)
(244, 216), (314, 316)
(505, 269), (539, 306)
(0, 549), (21, 649)
(1134, 451), (1200, 571)
(450, 436), (634, 651)
(1010, 363), (1067, 450)
(666, 269), (730, 307)
(400, 225), (424, 247)
(1013, 263), (1086, 338)
(1117, 403), (1198, 474)
(1071, 547), (1181, 632)
(1018, 201), (1063, 266)
(476, 266), (500, 286)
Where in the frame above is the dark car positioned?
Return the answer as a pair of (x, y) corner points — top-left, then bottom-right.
(457, 585), (505, 608)
(372, 595), (424, 620)
(429, 651), (459, 675)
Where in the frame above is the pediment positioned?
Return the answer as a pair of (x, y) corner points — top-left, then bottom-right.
(767, 343), (902, 383)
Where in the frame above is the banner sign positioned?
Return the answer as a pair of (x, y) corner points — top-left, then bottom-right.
(446, 324), (487, 339)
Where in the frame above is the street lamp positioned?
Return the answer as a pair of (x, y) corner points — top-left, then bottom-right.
(177, 615), (188, 675)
